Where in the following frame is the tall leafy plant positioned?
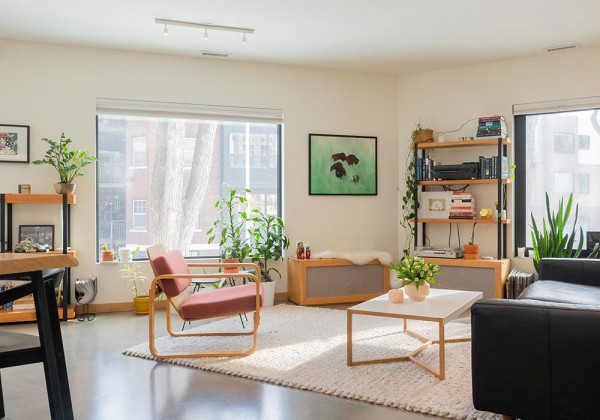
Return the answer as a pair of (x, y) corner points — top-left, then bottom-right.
(207, 187), (251, 261)
(530, 192), (600, 272)
(248, 209), (290, 282)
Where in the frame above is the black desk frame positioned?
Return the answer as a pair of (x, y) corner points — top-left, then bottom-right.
(0, 269), (73, 419)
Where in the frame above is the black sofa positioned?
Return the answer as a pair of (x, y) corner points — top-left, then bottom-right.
(471, 258), (600, 420)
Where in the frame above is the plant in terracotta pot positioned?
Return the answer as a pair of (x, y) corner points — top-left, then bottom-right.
(390, 255), (440, 301)
(32, 132), (97, 194)
(248, 209), (290, 306)
(120, 263), (149, 315)
(101, 244), (114, 262)
(463, 223), (479, 260)
(206, 187), (251, 273)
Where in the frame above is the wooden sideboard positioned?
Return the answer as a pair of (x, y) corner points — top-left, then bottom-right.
(287, 257), (390, 305)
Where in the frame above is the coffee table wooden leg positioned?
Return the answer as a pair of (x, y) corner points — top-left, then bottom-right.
(347, 310), (353, 366)
(438, 320), (445, 380)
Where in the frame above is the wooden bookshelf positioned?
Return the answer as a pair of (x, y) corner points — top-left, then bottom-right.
(0, 305), (76, 323)
(411, 218), (510, 224)
(419, 178), (511, 186)
(415, 138), (511, 150)
(3, 193), (77, 204)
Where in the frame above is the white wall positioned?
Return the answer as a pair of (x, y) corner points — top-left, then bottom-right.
(398, 46), (600, 272)
(0, 40), (399, 304)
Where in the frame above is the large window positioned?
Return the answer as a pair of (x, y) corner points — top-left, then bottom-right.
(514, 106), (600, 254)
(96, 100), (283, 259)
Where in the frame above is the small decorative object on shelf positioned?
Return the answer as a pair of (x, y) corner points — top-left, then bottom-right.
(14, 239), (38, 253)
(296, 241), (305, 259)
(101, 244), (114, 262)
(390, 255), (440, 301)
(18, 184), (31, 194)
(305, 245), (311, 259)
(32, 132), (97, 194)
(480, 208), (493, 220)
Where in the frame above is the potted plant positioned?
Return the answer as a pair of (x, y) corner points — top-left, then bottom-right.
(101, 244), (114, 262)
(390, 255), (440, 301)
(206, 187), (252, 273)
(531, 193), (600, 273)
(248, 209), (290, 306)
(32, 132), (97, 194)
(463, 222), (479, 259)
(120, 263), (149, 315)
(411, 122), (434, 144)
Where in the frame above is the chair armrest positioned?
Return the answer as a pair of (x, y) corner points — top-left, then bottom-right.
(538, 258), (600, 286)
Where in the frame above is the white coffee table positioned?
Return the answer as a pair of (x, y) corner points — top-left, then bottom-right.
(346, 288), (482, 380)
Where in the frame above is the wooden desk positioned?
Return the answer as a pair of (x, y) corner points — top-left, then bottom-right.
(0, 252), (78, 420)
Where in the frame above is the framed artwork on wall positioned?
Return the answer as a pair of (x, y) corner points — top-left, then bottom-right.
(19, 225), (55, 250)
(309, 133), (377, 195)
(0, 124), (30, 163)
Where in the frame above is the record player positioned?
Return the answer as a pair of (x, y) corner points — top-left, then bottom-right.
(415, 246), (464, 259)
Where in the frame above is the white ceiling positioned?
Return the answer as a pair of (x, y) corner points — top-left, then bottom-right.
(2, 0), (600, 75)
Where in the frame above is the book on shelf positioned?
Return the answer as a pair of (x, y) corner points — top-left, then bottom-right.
(505, 269), (535, 299)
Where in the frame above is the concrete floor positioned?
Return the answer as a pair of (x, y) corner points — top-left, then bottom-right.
(0, 307), (437, 420)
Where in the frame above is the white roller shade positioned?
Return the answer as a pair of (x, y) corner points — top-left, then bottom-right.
(513, 96), (600, 116)
(96, 98), (283, 124)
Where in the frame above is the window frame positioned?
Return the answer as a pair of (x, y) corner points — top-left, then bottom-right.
(514, 111), (597, 257)
(95, 101), (284, 261)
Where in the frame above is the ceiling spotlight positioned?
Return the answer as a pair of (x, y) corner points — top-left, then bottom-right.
(242, 33), (246, 44)
(163, 24), (168, 36)
(204, 28), (209, 40)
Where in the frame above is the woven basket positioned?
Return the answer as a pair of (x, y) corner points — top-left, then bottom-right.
(413, 129), (434, 143)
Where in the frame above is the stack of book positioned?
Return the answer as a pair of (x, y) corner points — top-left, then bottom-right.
(477, 116), (508, 138)
(478, 155), (509, 179)
(0, 281), (14, 311)
(449, 191), (476, 219)
(416, 155), (436, 181)
(505, 269), (535, 298)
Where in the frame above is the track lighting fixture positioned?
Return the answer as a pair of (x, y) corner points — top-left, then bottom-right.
(155, 18), (255, 43)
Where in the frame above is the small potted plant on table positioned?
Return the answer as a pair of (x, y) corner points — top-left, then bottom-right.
(390, 255), (440, 301)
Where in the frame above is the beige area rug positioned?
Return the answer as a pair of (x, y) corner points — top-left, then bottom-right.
(123, 305), (498, 419)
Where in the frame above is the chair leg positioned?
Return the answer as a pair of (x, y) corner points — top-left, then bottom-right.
(0, 370), (5, 418)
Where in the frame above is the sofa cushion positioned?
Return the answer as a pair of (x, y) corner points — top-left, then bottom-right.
(519, 280), (600, 306)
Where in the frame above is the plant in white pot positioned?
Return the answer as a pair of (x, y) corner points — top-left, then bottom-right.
(248, 209), (290, 307)
(32, 132), (97, 194)
(121, 262), (149, 315)
(390, 255), (440, 301)
(206, 187), (252, 273)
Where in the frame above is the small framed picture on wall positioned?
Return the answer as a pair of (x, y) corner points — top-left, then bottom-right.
(0, 124), (30, 163)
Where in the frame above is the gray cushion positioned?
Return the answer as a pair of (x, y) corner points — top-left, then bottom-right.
(519, 280), (600, 306)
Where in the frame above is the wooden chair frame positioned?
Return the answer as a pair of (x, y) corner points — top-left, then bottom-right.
(147, 245), (262, 359)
